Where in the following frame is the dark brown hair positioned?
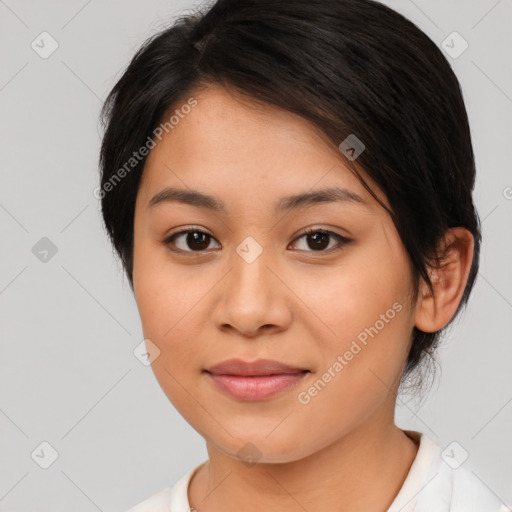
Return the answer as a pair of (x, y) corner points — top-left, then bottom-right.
(98, 0), (481, 390)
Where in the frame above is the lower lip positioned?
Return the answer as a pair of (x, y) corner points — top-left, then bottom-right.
(205, 371), (309, 401)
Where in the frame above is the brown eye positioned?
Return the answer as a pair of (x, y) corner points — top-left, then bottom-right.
(163, 227), (351, 255)
(164, 229), (220, 253)
(290, 228), (351, 253)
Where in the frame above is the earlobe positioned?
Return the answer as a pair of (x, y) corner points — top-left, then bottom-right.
(414, 227), (474, 333)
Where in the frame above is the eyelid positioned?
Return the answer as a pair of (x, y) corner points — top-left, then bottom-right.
(166, 224), (213, 238)
(293, 226), (350, 241)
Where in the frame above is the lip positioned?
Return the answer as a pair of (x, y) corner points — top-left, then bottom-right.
(205, 358), (308, 376)
(204, 358), (310, 401)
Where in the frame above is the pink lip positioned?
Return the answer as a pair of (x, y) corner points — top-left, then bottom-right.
(206, 372), (309, 401)
(204, 358), (310, 401)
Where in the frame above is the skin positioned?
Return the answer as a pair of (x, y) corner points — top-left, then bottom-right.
(132, 83), (474, 511)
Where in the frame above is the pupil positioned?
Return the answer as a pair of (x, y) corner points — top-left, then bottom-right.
(308, 232), (329, 250)
(188, 231), (209, 251)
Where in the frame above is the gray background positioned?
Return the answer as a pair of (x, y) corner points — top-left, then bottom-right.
(0, 0), (511, 510)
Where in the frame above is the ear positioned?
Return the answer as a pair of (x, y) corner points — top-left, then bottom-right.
(414, 227), (475, 333)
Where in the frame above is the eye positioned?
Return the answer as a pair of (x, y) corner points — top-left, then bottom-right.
(162, 226), (351, 255)
(163, 227), (220, 253)
(289, 228), (351, 253)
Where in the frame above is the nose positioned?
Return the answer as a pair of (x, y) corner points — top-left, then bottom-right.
(210, 250), (293, 338)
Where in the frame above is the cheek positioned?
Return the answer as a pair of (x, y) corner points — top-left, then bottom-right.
(291, 291), (411, 452)
(133, 258), (210, 416)
(133, 244), (218, 385)
(291, 246), (413, 406)
(291, 248), (410, 345)
(134, 240), (193, 332)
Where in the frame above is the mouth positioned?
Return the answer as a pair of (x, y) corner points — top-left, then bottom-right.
(203, 358), (311, 401)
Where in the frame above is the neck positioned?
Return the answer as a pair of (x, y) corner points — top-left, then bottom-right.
(188, 415), (419, 512)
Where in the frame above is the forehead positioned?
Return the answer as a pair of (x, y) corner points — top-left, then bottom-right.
(138, 84), (385, 212)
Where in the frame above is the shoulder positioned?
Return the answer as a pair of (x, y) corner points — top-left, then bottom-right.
(124, 487), (172, 512)
(415, 445), (510, 511)
(396, 431), (509, 512)
(446, 464), (510, 512)
(123, 461), (205, 512)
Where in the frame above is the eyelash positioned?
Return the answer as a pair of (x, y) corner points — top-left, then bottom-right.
(162, 226), (352, 256)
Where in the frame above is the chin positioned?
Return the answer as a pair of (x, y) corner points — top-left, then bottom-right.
(208, 429), (314, 465)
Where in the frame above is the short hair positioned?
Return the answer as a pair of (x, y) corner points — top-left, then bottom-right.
(98, 0), (481, 391)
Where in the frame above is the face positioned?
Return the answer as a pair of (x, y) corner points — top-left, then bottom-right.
(132, 84), (417, 463)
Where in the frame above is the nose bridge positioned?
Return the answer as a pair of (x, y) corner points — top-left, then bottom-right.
(211, 235), (291, 336)
(229, 235), (274, 306)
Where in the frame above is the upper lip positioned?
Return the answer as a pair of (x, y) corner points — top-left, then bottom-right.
(205, 358), (309, 376)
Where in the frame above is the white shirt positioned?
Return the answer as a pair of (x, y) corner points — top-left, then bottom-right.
(125, 431), (510, 512)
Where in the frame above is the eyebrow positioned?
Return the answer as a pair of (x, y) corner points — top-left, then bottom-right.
(147, 186), (368, 214)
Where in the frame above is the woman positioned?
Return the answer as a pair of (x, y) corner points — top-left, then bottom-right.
(97, 0), (508, 510)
